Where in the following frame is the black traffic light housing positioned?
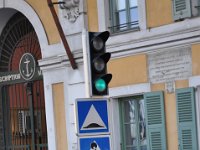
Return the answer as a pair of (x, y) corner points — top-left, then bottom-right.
(89, 31), (112, 96)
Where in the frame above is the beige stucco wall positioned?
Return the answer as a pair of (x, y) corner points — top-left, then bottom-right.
(86, 0), (99, 31)
(146, 0), (173, 28)
(108, 54), (148, 87)
(52, 83), (68, 150)
(192, 43), (200, 76)
(26, 0), (60, 44)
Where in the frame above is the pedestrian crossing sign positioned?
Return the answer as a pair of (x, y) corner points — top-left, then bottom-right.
(76, 98), (109, 135)
(79, 135), (111, 150)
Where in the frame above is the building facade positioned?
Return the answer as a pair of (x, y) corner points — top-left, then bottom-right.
(0, 0), (199, 150)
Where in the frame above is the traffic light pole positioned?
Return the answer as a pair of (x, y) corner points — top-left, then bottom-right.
(82, 29), (91, 98)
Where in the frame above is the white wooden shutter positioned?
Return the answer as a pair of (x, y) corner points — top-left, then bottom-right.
(173, 0), (192, 20)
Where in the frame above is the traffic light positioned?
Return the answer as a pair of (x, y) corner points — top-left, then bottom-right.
(88, 31), (112, 96)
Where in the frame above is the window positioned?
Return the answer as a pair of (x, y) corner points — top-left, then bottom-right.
(119, 92), (167, 150)
(17, 110), (41, 135)
(110, 0), (139, 32)
(173, 0), (200, 21)
(119, 96), (147, 150)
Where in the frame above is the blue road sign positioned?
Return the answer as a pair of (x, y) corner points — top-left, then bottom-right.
(79, 136), (110, 150)
(76, 99), (109, 135)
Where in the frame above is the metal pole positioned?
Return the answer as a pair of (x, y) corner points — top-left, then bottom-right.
(26, 82), (35, 150)
(82, 29), (91, 98)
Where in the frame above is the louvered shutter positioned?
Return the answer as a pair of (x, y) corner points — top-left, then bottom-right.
(173, 0), (191, 21)
(176, 88), (198, 150)
(144, 91), (167, 150)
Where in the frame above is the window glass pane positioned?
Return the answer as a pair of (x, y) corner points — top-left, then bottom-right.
(123, 100), (137, 148)
(129, 0), (138, 7)
(111, 0), (139, 31)
(130, 7), (139, 27)
(116, 0), (126, 10)
(123, 100), (136, 123)
(116, 10), (127, 30)
(124, 124), (137, 146)
(139, 100), (147, 147)
(140, 145), (147, 150)
(130, 7), (138, 22)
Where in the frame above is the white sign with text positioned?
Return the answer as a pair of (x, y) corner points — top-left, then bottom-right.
(148, 47), (192, 83)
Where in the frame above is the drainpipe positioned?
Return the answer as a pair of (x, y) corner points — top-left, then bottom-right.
(47, 0), (77, 69)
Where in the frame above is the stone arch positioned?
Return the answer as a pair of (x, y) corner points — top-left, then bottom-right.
(0, 0), (49, 57)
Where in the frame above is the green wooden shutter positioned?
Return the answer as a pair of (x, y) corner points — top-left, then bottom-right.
(176, 88), (198, 150)
(144, 91), (167, 150)
(173, 0), (191, 21)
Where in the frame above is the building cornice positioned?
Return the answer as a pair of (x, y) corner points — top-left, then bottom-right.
(108, 18), (200, 58)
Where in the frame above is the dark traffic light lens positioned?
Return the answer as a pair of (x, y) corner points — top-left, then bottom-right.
(93, 57), (105, 72)
(92, 37), (104, 51)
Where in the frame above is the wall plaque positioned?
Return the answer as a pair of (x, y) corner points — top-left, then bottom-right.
(148, 47), (192, 83)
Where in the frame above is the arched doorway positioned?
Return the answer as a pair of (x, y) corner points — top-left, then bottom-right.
(0, 12), (48, 149)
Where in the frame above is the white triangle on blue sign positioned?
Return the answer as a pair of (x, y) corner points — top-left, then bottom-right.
(81, 105), (107, 130)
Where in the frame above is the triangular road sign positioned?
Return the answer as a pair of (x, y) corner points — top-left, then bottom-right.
(81, 105), (107, 130)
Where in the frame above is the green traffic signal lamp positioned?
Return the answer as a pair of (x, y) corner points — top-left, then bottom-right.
(94, 74), (112, 94)
(88, 31), (112, 96)
(95, 79), (106, 92)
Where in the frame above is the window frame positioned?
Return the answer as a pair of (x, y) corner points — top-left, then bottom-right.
(109, 84), (150, 150)
(97, 0), (147, 33)
(189, 77), (200, 150)
(109, 0), (139, 33)
(119, 96), (147, 150)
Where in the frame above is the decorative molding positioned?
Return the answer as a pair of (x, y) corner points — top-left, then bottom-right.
(60, 0), (80, 23)
(189, 76), (200, 87)
(107, 17), (200, 59)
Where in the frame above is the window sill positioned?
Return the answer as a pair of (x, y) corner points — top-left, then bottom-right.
(109, 27), (140, 36)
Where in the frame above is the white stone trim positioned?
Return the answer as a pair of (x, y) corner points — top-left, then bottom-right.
(97, 0), (107, 31)
(189, 76), (200, 87)
(0, 0), (4, 8)
(107, 17), (200, 58)
(138, 0), (147, 30)
(109, 83), (151, 98)
(42, 76), (57, 150)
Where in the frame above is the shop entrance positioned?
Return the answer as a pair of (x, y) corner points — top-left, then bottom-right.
(0, 12), (48, 149)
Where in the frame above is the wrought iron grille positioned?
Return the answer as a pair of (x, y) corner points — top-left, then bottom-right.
(0, 12), (48, 150)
